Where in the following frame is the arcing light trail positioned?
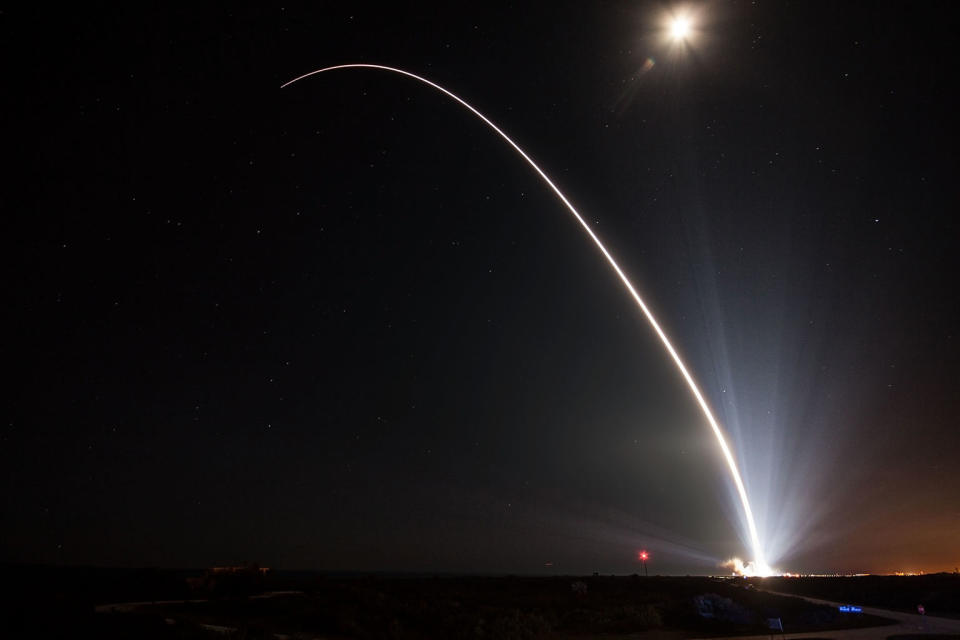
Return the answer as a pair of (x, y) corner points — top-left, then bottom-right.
(282, 64), (772, 576)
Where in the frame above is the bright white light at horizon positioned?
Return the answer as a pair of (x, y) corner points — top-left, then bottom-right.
(671, 16), (692, 40)
(724, 557), (778, 578)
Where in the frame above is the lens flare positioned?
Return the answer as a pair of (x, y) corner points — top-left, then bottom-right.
(282, 64), (769, 572)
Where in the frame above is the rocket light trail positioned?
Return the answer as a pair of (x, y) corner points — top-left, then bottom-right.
(282, 64), (771, 575)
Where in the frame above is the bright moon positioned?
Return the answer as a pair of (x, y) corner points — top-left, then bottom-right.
(671, 16), (691, 40)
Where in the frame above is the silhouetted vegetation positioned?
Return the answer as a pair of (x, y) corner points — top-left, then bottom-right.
(156, 574), (891, 638)
(186, 564), (269, 598)
(0, 566), (904, 638)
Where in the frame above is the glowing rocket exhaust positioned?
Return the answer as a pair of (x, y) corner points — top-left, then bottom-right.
(723, 557), (773, 578)
(282, 64), (771, 575)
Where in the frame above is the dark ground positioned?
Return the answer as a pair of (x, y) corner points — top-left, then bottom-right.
(0, 564), (907, 638)
(756, 573), (960, 620)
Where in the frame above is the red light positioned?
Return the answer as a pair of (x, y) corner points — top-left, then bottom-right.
(639, 550), (649, 561)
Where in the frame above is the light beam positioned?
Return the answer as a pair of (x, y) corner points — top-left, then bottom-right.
(282, 64), (770, 574)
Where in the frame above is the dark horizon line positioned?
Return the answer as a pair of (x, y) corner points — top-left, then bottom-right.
(4, 561), (953, 579)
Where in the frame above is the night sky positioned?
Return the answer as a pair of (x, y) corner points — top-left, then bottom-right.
(4, 2), (958, 576)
